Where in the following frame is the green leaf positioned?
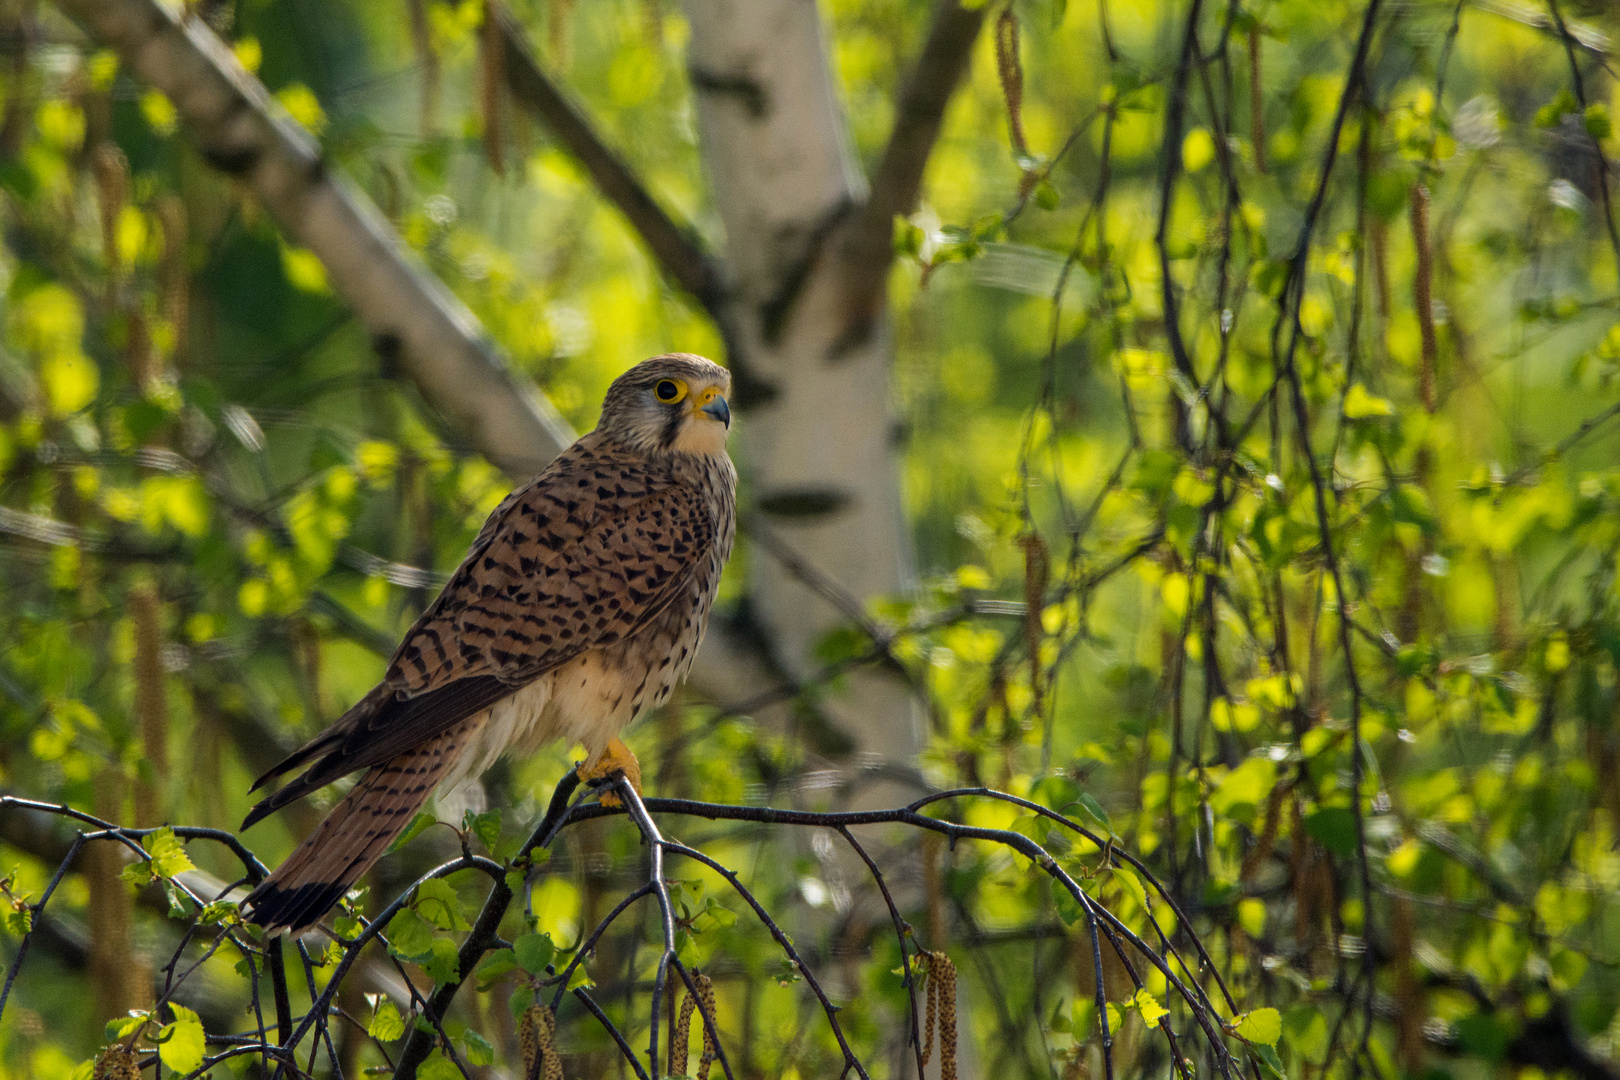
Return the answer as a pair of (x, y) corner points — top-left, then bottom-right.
(421, 938), (463, 984)
(1585, 104), (1612, 140)
(1076, 793), (1112, 832)
(513, 932), (555, 975)
(1253, 1043), (1288, 1080)
(1111, 867), (1150, 910)
(388, 812), (438, 854)
(368, 1000), (405, 1041)
(385, 908), (437, 959)
(676, 929), (701, 968)
(417, 1050), (462, 1080)
(156, 1004), (207, 1073)
(1051, 878), (1084, 926)
(4, 907), (32, 936)
(414, 879), (471, 932)
(1235, 1007), (1282, 1046)
(1134, 988), (1168, 1026)
(105, 1013), (148, 1041)
(1303, 807), (1359, 858)
(476, 948), (519, 986)
(462, 809), (501, 854)
(462, 1030), (494, 1067)
(119, 862), (155, 888)
(143, 827), (196, 879)
(1343, 383), (1394, 419)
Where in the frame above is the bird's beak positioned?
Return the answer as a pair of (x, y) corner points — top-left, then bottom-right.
(700, 394), (731, 428)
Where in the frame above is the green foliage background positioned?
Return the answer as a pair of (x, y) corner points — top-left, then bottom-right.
(3, 0), (1620, 1076)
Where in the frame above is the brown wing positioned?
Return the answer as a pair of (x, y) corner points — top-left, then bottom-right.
(243, 438), (720, 826)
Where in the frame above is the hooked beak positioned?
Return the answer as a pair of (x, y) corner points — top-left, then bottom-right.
(700, 394), (731, 428)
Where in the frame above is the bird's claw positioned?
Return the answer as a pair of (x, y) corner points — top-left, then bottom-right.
(576, 737), (642, 808)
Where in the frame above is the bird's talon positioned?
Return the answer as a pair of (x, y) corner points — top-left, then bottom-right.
(576, 738), (642, 808)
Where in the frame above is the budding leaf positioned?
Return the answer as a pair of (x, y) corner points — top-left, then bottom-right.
(1235, 1007), (1282, 1046)
(1134, 989), (1168, 1026)
(144, 827), (196, 879)
(368, 1001), (405, 1042)
(156, 1004), (206, 1073)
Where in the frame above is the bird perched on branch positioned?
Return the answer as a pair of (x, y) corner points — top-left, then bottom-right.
(240, 353), (736, 933)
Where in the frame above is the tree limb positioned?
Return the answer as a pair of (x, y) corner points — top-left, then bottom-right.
(52, 0), (575, 482)
(492, 2), (726, 316)
(840, 0), (986, 315)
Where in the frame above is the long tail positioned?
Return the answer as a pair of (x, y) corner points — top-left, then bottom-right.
(241, 726), (476, 933)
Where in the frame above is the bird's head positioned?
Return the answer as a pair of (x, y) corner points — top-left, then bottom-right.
(597, 353), (733, 457)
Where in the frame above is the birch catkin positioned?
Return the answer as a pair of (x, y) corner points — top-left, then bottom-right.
(519, 1004), (562, 1080)
(479, 0), (505, 176)
(1022, 532), (1049, 716)
(671, 973), (718, 1079)
(1411, 183), (1437, 413)
(88, 766), (136, 1025)
(92, 1044), (139, 1080)
(918, 951), (959, 1080)
(92, 143), (127, 280)
(130, 581), (167, 827)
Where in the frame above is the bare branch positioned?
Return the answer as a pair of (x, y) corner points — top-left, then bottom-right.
(52, 0), (575, 482)
(840, 0), (987, 313)
(491, 2), (726, 316)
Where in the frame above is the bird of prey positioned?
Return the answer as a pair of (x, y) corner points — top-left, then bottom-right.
(240, 353), (736, 932)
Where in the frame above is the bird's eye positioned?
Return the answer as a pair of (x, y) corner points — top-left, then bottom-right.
(654, 379), (687, 403)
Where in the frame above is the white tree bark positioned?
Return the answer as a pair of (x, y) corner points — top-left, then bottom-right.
(682, 0), (921, 772)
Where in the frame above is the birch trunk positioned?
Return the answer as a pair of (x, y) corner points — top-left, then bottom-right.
(682, 0), (921, 776)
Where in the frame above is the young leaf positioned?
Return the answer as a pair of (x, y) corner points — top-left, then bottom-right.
(155, 1004), (206, 1073)
(414, 879), (471, 932)
(1077, 793), (1112, 832)
(462, 808), (501, 854)
(417, 1050), (461, 1080)
(385, 908), (436, 959)
(462, 1030), (494, 1066)
(1235, 1007), (1282, 1046)
(513, 932), (554, 975)
(1051, 878), (1084, 926)
(143, 827), (197, 878)
(368, 1001), (406, 1041)
(421, 938), (463, 984)
(1134, 988), (1169, 1026)
(387, 812), (438, 854)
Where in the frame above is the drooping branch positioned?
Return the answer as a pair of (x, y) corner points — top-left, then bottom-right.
(840, 0), (987, 316)
(51, 0), (575, 483)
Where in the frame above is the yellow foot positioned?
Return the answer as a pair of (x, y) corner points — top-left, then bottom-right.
(577, 738), (642, 807)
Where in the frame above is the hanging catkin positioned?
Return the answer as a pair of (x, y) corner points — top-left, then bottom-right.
(131, 581), (167, 827)
(518, 1004), (562, 1080)
(671, 973), (718, 1079)
(92, 1044), (139, 1080)
(1021, 532), (1049, 715)
(479, 0), (505, 176)
(92, 143), (127, 282)
(88, 766), (135, 1026)
(994, 9), (1028, 162)
(1411, 183), (1437, 413)
(917, 951), (959, 1080)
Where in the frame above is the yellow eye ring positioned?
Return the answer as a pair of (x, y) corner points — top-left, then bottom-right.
(654, 379), (688, 404)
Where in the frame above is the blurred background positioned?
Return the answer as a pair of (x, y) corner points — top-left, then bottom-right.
(4, 0), (1620, 1076)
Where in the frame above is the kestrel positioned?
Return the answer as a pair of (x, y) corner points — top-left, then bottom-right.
(241, 353), (735, 932)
